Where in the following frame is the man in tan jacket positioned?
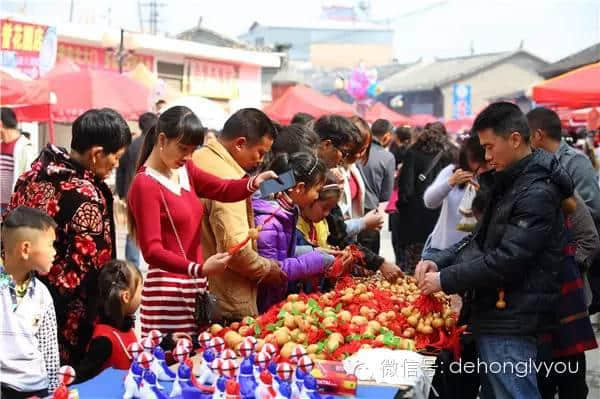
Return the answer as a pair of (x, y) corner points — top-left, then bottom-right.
(193, 108), (285, 320)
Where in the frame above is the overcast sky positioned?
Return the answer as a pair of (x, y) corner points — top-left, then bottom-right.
(3, 0), (600, 63)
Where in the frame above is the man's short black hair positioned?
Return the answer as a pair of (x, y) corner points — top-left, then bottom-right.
(526, 107), (562, 141)
(155, 99), (166, 106)
(372, 119), (393, 138)
(271, 124), (319, 155)
(2, 206), (57, 232)
(1, 107), (18, 129)
(313, 115), (357, 148)
(291, 112), (315, 125)
(395, 126), (412, 142)
(472, 102), (530, 143)
(138, 112), (158, 135)
(221, 108), (277, 144)
(71, 108), (132, 154)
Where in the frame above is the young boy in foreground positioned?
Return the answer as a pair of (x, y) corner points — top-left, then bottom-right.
(1, 206), (59, 398)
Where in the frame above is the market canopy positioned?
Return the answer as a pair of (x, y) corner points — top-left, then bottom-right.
(364, 102), (411, 125)
(409, 113), (438, 127)
(1, 70), (56, 141)
(531, 62), (600, 108)
(557, 107), (600, 130)
(264, 85), (356, 124)
(444, 116), (475, 133)
(40, 67), (152, 123)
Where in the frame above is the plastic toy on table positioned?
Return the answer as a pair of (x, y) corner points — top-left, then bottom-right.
(220, 359), (239, 380)
(142, 337), (155, 353)
(152, 346), (176, 381)
(177, 337), (194, 354)
(225, 379), (241, 399)
(139, 370), (168, 399)
(260, 344), (277, 359)
(275, 381), (291, 399)
(209, 337), (226, 356)
(220, 349), (238, 362)
(238, 339), (254, 359)
(255, 371), (277, 399)
(266, 362), (279, 392)
(198, 332), (212, 351)
(128, 342), (144, 360)
(211, 376), (228, 399)
(197, 350), (217, 386)
(300, 375), (321, 399)
(238, 358), (257, 399)
(288, 346), (307, 365)
(169, 362), (192, 398)
(148, 330), (163, 347)
(294, 370), (306, 398)
(253, 352), (271, 380)
(53, 365), (76, 399)
(123, 360), (144, 399)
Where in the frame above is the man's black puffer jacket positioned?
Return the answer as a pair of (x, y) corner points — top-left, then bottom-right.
(425, 150), (574, 336)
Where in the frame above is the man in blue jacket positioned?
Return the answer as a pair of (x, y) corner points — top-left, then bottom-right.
(416, 102), (573, 399)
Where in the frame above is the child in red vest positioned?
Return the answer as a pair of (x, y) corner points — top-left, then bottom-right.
(75, 260), (142, 382)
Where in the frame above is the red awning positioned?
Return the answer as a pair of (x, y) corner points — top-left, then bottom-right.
(444, 116), (475, 133)
(40, 67), (152, 123)
(557, 107), (600, 130)
(1, 72), (52, 109)
(364, 102), (411, 125)
(264, 85), (356, 124)
(532, 62), (600, 108)
(1, 71), (56, 142)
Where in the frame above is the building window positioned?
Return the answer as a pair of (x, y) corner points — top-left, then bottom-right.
(157, 61), (184, 92)
(255, 37), (264, 47)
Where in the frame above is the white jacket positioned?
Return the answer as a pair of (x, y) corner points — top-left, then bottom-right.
(338, 163), (366, 220)
(11, 135), (36, 189)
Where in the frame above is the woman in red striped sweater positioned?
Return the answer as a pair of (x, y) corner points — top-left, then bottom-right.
(127, 106), (276, 338)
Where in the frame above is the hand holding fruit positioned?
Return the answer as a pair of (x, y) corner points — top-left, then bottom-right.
(380, 262), (403, 282)
(418, 272), (442, 295)
(415, 260), (438, 285)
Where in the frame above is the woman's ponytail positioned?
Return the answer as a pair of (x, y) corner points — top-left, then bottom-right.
(136, 124), (158, 172)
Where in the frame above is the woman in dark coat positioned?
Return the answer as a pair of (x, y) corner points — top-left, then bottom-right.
(5, 108), (131, 365)
(393, 122), (454, 274)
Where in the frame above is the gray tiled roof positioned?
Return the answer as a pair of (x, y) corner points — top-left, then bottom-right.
(381, 51), (541, 92)
(540, 43), (600, 78)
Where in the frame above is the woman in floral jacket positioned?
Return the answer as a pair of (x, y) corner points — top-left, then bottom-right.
(4, 108), (131, 365)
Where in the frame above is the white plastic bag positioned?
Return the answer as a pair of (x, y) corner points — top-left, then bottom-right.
(457, 183), (478, 232)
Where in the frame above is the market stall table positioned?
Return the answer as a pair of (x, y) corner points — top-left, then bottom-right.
(73, 367), (404, 398)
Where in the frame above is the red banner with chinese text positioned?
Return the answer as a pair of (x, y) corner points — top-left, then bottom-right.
(57, 41), (154, 72)
(1, 19), (56, 78)
(184, 58), (238, 99)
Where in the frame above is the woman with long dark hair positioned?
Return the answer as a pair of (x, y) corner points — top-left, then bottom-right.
(393, 122), (454, 274)
(127, 106), (275, 337)
(422, 135), (487, 256)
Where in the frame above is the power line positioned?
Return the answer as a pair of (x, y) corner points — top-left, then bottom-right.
(139, 0), (166, 35)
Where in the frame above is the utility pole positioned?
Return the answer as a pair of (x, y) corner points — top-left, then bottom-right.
(69, 0), (74, 22)
(140, 0), (165, 35)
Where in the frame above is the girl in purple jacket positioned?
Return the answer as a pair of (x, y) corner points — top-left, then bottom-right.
(253, 152), (328, 312)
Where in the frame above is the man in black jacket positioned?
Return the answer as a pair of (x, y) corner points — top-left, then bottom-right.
(416, 102), (573, 399)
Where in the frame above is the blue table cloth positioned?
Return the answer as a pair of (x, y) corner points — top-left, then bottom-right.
(73, 368), (401, 398)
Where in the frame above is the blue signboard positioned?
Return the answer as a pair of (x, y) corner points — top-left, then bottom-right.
(452, 83), (472, 119)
